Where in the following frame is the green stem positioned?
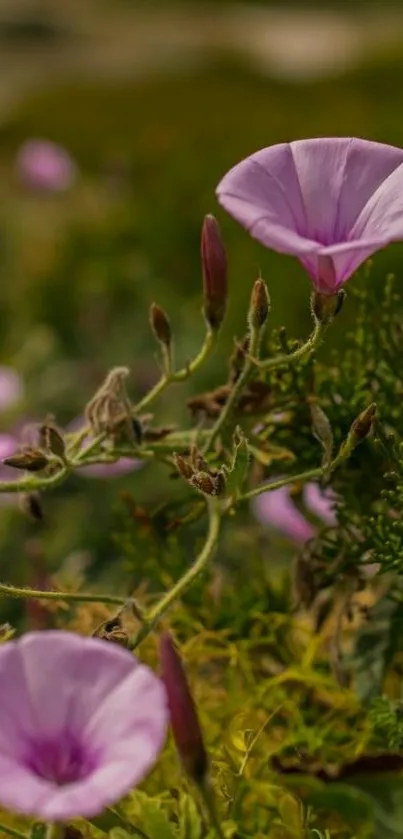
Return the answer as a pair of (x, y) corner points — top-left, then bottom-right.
(237, 442), (351, 505)
(0, 583), (126, 607)
(199, 781), (226, 839)
(238, 466), (323, 504)
(257, 320), (326, 371)
(46, 826), (62, 839)
(204, 323), (262, 453)
(131, 499), (221, 647)
(0, 823), (29, 839)
(0, 466), (68, 494)
(134, 327), (216, 414)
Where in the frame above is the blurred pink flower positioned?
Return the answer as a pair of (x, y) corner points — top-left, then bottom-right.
(252, 481), (336, 545)
(217, 138), (403, 293)
(304, 482), (337, 526)
(0, 433), (20, 505)
(67, 418), (141, 479)
(0, 367), (23, 412)
(78, 458), (140, 479)
(0, 631), (167, 820)
(16, 139), (78, 192)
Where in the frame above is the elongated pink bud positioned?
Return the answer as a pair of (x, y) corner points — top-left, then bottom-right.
(201, 214), (228, 330)
(160, 632), (208, 783)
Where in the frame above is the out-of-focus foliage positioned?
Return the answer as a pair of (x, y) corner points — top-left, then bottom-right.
(2, 18), (403, 839)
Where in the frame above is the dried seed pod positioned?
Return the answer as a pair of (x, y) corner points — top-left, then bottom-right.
(4, 448), (49, 472)
(39, 422), (66, 459)
(19, 492), (44, 522)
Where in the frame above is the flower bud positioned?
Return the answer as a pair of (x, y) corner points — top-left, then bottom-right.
(160, 632), (208, 784)
(19, 492), (44, 522)
(338, 403), (377, 461)
(4, 448), (49, 472)
(311, 289), (345, 325)
(201, 214), (228, 330)
(39, 422), (66, 460)
(350, 403), (377, 445)
(248, 278), (270, 330)
(174, 453), (194, 481)
(150, 303), (172, 347)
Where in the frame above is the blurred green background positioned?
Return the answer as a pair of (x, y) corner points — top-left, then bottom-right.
(1, 0), (403, 624)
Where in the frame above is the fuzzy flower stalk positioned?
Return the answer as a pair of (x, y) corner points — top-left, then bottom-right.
(217, 137), (403, 295)
(0, 631), (167, 820)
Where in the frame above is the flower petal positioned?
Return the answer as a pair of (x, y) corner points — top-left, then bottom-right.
(17, 632), (139, 737)
(217, 137), (403, 290)
(304, 483), (337, 526)
(290, 137), (403, 244)
(84, 663), (167, 761)
(252, 485), (316, 544)
(351, 161), (403, 245)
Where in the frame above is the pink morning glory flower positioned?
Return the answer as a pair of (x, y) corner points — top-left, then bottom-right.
(0, 631), (167, 820)
(253, 482), (336, 545)
(16, 139), (78, 192)
(217, 138), (403, 293)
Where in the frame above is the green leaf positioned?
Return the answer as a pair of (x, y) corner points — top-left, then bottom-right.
(277, 793), (304, 835)
(178, 792), (202, 839)
(344, 772), (403, 839)
(29, 825), (47, 839)
(134, 793), (176, 839)
(310, 403), (333, 468)
(88, 808), (147, 838)
(225, 427), (250, 499)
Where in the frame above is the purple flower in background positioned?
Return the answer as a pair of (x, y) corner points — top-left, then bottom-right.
(68, 419), (141, 479)
(16, 139), (78, 192)
(0, 631), (167, 820)
(0, 433), (20, 505)
(0, 367), (23, 412)
(78, 456), (140, 479)
(304, 482), (337, 527)
(253, 481), (336, 545)
(217, 138), (403, 293)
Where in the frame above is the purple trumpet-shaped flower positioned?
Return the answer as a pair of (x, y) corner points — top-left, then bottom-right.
(253, 482), (336, 545)
(0, 631), (167, 820)
(217, 138), (403, 293)
(16, 139), (78, 192)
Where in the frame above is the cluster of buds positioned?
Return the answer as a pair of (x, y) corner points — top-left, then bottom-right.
(174, 447), (226, 496)
(85, 366), (140, 444)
